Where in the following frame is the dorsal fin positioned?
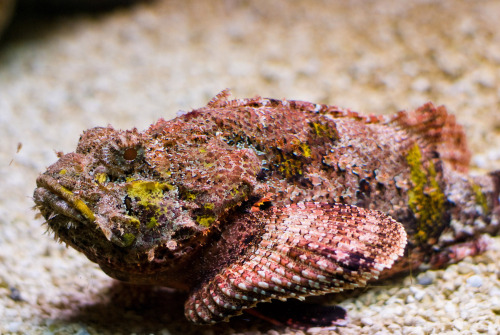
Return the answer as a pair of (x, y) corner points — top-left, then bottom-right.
(391, 102), (471, 173)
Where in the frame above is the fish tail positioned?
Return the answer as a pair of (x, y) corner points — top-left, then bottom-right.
(489, 170), (500, 218)
(423, 170), (500, 270)
(471, 170), (500, 236)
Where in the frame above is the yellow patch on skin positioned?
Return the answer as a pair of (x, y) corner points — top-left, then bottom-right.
(185, 192), (197, 201)
(292, 139), (312, 158)
(59, 169), (67, 175)
(125, 180), (175, 230)
(406, 143), (446, 244)
(147, 217), (158, 229)
(126, 180), (173, 207)
(300, 142), (312, 158)
(124, 215), (141, 228)
(94, 172), (107, 184)
(59, 186), (96, 222)
(230, 187), (240, 197)
(121, 233), (136, 247)
(74, 199), (96, 222)
(196, 215), (215, 228)
(471, 182), (489, 214)
(309, 121), (337, 139)
(276, 151), (303, 178)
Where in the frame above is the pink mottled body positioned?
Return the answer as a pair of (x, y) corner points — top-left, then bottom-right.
(34, 91), (499, 326)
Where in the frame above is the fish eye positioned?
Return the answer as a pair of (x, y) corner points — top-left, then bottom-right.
(123, 147), (138, 161)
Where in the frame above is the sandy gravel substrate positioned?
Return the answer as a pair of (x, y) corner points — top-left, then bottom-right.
(1, 1), (500, 334)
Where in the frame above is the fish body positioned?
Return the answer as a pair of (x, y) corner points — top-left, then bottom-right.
(34, 91), (500, 325)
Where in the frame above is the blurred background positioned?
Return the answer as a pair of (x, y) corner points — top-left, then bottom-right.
(1, 1), (499, 334)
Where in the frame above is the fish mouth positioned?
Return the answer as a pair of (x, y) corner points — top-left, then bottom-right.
(34, 174), (96, 226)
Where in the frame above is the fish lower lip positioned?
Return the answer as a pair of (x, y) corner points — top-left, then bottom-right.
(34, 174), (96, 223)
(33, 186), (87, 223)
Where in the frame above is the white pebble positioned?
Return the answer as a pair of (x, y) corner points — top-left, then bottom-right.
(453, 318), (465, 331)
(411, 77), (431, 92)
(416, 272), (434, 285)
(361, 317), (374, 326)
(6, 322), (22, 333)
(410, 287), (426, 301)
(466, 275), (483, 288)
(444, 301), (458, 318)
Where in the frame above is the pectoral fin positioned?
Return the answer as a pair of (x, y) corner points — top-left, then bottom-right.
(185, 202), (407, 324)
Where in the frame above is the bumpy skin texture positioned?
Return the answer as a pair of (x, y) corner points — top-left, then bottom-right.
(34, 90), (500, 325)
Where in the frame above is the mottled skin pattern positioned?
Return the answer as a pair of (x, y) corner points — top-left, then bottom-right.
(34, 90), (500, 326)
